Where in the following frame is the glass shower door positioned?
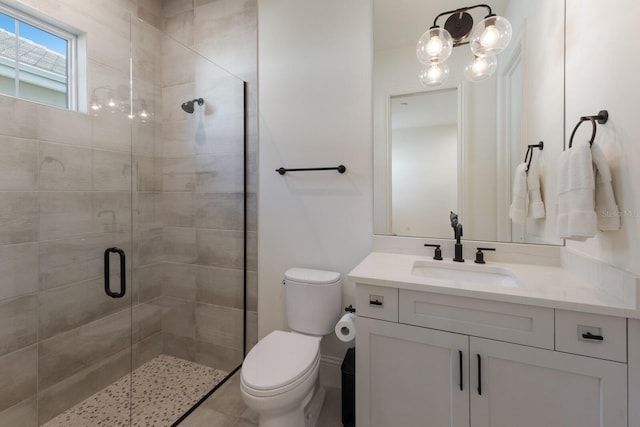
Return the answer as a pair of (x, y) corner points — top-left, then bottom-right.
(0, 14), (136, 426)
(129, 17), (247, 427)
(35, 33), (136, 425)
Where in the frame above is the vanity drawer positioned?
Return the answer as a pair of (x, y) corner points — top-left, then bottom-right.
(399, 290), (554, 349)
(555, 310), (627, 362)
(356, 284), (398, 322)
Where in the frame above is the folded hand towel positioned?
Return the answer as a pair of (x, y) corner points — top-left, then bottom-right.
(591, 143), (620, 231)
(527, 165), (545, 219)
(556, 142), (597, 240)
(509, 163), (528, 224)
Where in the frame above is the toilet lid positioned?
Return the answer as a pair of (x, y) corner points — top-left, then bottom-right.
(284, 268), (340, 284)
(242, 331), (320, 391)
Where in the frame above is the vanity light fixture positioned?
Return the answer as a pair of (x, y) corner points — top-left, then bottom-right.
(89, 86), (119, 114)
(127, 99), (154, 122)
(416, 4), (512, 86)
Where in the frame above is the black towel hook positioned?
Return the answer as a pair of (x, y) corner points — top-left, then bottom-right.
(568, 110), (609, 148)
(524, 141), (544, 172)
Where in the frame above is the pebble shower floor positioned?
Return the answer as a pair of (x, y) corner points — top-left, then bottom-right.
(42, 355), (227, 427)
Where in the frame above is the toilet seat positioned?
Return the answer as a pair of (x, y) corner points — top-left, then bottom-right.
(242, 331), (321, 397)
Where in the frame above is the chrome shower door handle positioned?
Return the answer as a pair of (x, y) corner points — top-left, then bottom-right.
(104, 247), (126, 298)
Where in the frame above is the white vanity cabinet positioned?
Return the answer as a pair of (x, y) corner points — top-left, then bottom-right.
(357, 316), (469, 427)
(470, 337), (627, 427)
(355, 285), (628, 427)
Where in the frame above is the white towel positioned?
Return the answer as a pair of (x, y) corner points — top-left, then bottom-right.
(527, 165), (545, 219)
(556, 142), (597, 240)
(591, 143), (620, 231)
(509, 163), (528, 224)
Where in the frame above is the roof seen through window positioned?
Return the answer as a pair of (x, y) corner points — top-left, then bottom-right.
(0, 12), (67, 55)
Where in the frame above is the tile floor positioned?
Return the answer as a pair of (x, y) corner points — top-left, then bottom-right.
(43, 355), (227, 427)
(179, 370), (343, 427)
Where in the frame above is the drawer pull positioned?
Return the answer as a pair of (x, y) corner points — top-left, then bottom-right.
(581, 332), (604, 341)
(476, 354), (482, 395)
(369, 299), (383, 306)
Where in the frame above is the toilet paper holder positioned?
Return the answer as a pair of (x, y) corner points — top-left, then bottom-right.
(336, 308), (357, 343)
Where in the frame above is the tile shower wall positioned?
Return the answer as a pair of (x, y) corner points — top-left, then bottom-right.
(0, 0), (257, 426)
(158, 0), (258, 372)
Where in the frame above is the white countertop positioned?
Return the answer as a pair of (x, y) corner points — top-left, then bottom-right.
(348, 252), (640, 318)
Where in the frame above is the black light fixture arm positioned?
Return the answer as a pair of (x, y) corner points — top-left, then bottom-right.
(432, 4), (493, 28)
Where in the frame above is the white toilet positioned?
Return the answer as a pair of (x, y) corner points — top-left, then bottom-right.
(240, 268), (342, 427)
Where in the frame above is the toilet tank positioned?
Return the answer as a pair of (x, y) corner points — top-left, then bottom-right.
(284, 268), (342, 336)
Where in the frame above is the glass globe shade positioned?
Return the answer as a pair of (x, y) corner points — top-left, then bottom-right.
(419, 63), (450, 87)
(470, 15), (512, 56)
(416, 27), (453, 65)
(464, 55), (497, 82)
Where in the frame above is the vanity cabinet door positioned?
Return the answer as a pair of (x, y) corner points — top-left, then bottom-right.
(356, 317), (469, 427)
(469, 337), (627, 427)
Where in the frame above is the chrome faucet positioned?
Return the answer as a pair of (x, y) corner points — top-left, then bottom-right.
(450, 211), (464, 262)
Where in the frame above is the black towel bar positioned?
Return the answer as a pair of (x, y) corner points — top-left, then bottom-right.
(568, 110), (609, 148)
(276, 165), (346, 175)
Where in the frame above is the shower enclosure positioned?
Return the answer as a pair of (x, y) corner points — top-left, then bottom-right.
(0, 12), (248, 426)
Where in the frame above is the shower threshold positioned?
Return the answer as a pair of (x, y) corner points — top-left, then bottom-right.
(42, 354), (228, 427)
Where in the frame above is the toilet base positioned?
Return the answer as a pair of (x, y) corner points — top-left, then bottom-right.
(304, 385), (326, 427)
(258, 385), (326, 427)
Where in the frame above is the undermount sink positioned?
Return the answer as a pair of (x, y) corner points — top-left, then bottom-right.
(411, 260), (522, 288)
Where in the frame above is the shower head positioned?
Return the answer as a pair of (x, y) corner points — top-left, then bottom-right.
(181, 98), (204, 114)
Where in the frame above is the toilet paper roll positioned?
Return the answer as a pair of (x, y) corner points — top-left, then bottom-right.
(335, 313), (356, 342)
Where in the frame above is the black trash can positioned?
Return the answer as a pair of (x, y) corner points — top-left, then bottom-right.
(341, 347), (355, 427)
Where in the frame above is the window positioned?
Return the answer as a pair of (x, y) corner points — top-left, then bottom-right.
(0, 3), (77, 109)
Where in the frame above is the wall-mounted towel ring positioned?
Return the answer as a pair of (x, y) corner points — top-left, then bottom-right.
(568, 110), (609, 148)
(524, 141), (544, 172)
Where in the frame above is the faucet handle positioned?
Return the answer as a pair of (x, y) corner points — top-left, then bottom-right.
(474, 247), (496, 264)
(424, 244), (443, 261)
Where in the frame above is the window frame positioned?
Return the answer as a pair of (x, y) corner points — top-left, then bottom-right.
(0, 2), (79, 110)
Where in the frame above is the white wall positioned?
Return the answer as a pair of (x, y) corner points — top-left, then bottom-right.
(565, 0), (640, 275)
(257, 0), (373, 358)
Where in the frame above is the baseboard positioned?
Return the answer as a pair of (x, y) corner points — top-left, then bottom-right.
(319, 354), (343, 389)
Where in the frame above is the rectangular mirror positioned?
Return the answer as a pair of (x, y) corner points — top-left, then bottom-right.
(373, 0), (565, 245)
(390, 89), (460, 237)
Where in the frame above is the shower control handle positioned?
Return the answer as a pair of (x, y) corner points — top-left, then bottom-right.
(104, 247), (126, 298)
